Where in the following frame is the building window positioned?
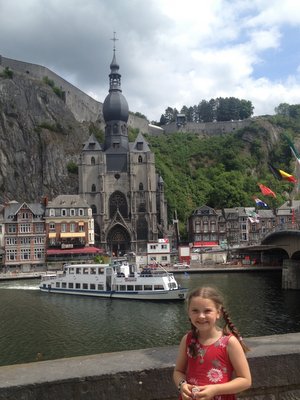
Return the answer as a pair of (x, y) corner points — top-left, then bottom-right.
(20, 224), (31, 233)
(8, 224), (17, 233)
(6, 238), (17, 245)
(139, 183), (144, 191)
(61, 223), (67, 233)
(91, 184), (96, 192)
(61, 209), (67, 217)
(6, 249), (17, 261)
(49, 209), (55, 217)
(138, 155), (143, 163)
(34, 248), (44, 259)
(35, 223), (44, 233)
(22, 212), (29, 219)
(20, 248), (31, 260)
(91, 156), (95, 165)
(137, 142), (143, 150)
(70, 223), (76, 233)
(49, 222), (55, 230)
(70, 209), (75, 216)
(79, 209), (84, 216)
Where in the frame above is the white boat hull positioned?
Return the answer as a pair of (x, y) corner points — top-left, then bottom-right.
(39, 286), (187, 301)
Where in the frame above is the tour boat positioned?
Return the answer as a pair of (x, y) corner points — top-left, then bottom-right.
(39, 261), (188, 301)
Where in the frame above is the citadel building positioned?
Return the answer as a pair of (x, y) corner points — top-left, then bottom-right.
(78, 46), (168, 256)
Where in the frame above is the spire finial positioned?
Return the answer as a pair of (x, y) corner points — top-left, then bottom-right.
(110, 31), (118, 52)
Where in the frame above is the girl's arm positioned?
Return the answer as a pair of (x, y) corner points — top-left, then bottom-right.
(173, 334), (193, 399)
(195, 336), (251, 399)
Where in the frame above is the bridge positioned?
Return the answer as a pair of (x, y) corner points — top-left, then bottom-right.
(235, 230), (300, 289)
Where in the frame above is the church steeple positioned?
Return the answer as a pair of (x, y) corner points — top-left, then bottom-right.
(102, 32), (129, 155)
(109, 32), (122, 92)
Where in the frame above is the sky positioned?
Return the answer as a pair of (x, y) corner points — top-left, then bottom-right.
(1, 0), (300, 122)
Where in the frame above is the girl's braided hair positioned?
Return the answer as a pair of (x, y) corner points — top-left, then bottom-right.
(186, 286), (249, 357)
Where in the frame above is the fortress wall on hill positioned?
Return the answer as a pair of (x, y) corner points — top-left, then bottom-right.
(0, 55), (101, 123)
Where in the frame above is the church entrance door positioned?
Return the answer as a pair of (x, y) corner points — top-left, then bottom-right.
(107, 225), (131, 257)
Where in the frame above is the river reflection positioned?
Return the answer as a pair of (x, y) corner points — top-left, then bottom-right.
(0, 271), (299, 366)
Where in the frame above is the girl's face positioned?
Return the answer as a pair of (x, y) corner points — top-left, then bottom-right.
(188, 296), (221, 333)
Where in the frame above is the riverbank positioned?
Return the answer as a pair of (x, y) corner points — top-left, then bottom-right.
(169, 264), (282, 274)
(0, 264), (282, 281)
(0, 272), (45, 281)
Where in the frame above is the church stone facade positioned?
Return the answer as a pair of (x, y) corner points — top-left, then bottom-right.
(78, 48), (168, 256)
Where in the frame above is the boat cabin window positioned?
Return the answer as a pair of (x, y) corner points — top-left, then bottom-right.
(90, 267), (96, 274)
(154, 285), (164, 290)
(68, 283), (74, 289)
(135, 285), (143, 290)
(83, 268), (89, 275)
(76, 283), (80, 289)
(90, 284), (96, 290)
(144, 285), (152, 290)
(83, 283), (88, 289)
(56, 282), (60, 288)
(69, 268), (74, 274)
(120, 285), (126, 291)
(76, 268), (81, 274)
(62, 283), (66, 288)
(98, 267), (104, 274)
(127, 285), (134, 291)
(97, 284), (104, 290)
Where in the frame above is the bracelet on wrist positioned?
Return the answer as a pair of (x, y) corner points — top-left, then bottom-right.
(177, 379), (187, 392)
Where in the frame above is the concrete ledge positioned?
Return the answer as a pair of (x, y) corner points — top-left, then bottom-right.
(0, 333), (299, 400)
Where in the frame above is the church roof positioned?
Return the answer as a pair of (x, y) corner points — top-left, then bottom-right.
(82, 134), (102, 151)
(130, 132), (151, 152)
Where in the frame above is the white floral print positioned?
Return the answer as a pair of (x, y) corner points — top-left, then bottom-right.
(207, 368), (223, 383)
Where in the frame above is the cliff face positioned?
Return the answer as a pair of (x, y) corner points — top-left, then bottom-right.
(0, 71), (92, 202)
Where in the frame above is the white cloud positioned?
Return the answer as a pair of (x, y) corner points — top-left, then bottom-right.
(1, 0), (300, 120)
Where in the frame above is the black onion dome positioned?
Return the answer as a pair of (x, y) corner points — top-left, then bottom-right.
(103, 91), (129, 122)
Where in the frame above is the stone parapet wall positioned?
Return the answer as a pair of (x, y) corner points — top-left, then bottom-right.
(0, 332), (299, 400)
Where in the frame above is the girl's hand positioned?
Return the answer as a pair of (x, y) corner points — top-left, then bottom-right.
(180, 382), (194, 399)
(191, 385), (216, 400)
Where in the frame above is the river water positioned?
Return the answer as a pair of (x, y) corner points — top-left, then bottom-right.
(1, 270), (300, 367)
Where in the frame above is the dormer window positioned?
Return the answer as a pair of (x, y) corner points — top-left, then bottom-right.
(137, 142), (143, 150)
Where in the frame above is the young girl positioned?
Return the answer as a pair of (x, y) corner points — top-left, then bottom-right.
(173, 286), (251, 400)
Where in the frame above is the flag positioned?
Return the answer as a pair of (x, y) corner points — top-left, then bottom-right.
(253, 197), (268, 208)
(284, 135), (300, 165)
(258, 183), (276, 198)
(268, 163), (297, 183)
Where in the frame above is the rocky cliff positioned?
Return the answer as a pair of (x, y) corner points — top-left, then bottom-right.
(0, 70), (97, 202)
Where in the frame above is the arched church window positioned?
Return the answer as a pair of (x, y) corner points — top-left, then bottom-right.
(113, 124), (118, 134)
(109, 191), (128, 218)
(91, 205), (97, 214)
(138, 155), (143, 163)
(91, 157), (95, 165)
(139, 183), (144, 191)
(137, 216), (148, 240)
(91, 184), (96, 192)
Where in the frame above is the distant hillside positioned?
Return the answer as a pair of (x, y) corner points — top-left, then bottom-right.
(146, 114), (300, 233)
(1, 60), (300, 235)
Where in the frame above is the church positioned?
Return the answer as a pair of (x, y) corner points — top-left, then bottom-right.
(78, 43), (169, 256)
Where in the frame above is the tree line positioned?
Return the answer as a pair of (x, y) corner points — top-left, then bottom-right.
(159, 97), (254, 125)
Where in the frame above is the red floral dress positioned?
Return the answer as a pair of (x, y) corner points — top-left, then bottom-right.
(181, 331), (236, 400)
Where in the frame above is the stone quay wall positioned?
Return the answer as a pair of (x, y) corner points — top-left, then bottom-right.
(0, 332), (299, 400)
